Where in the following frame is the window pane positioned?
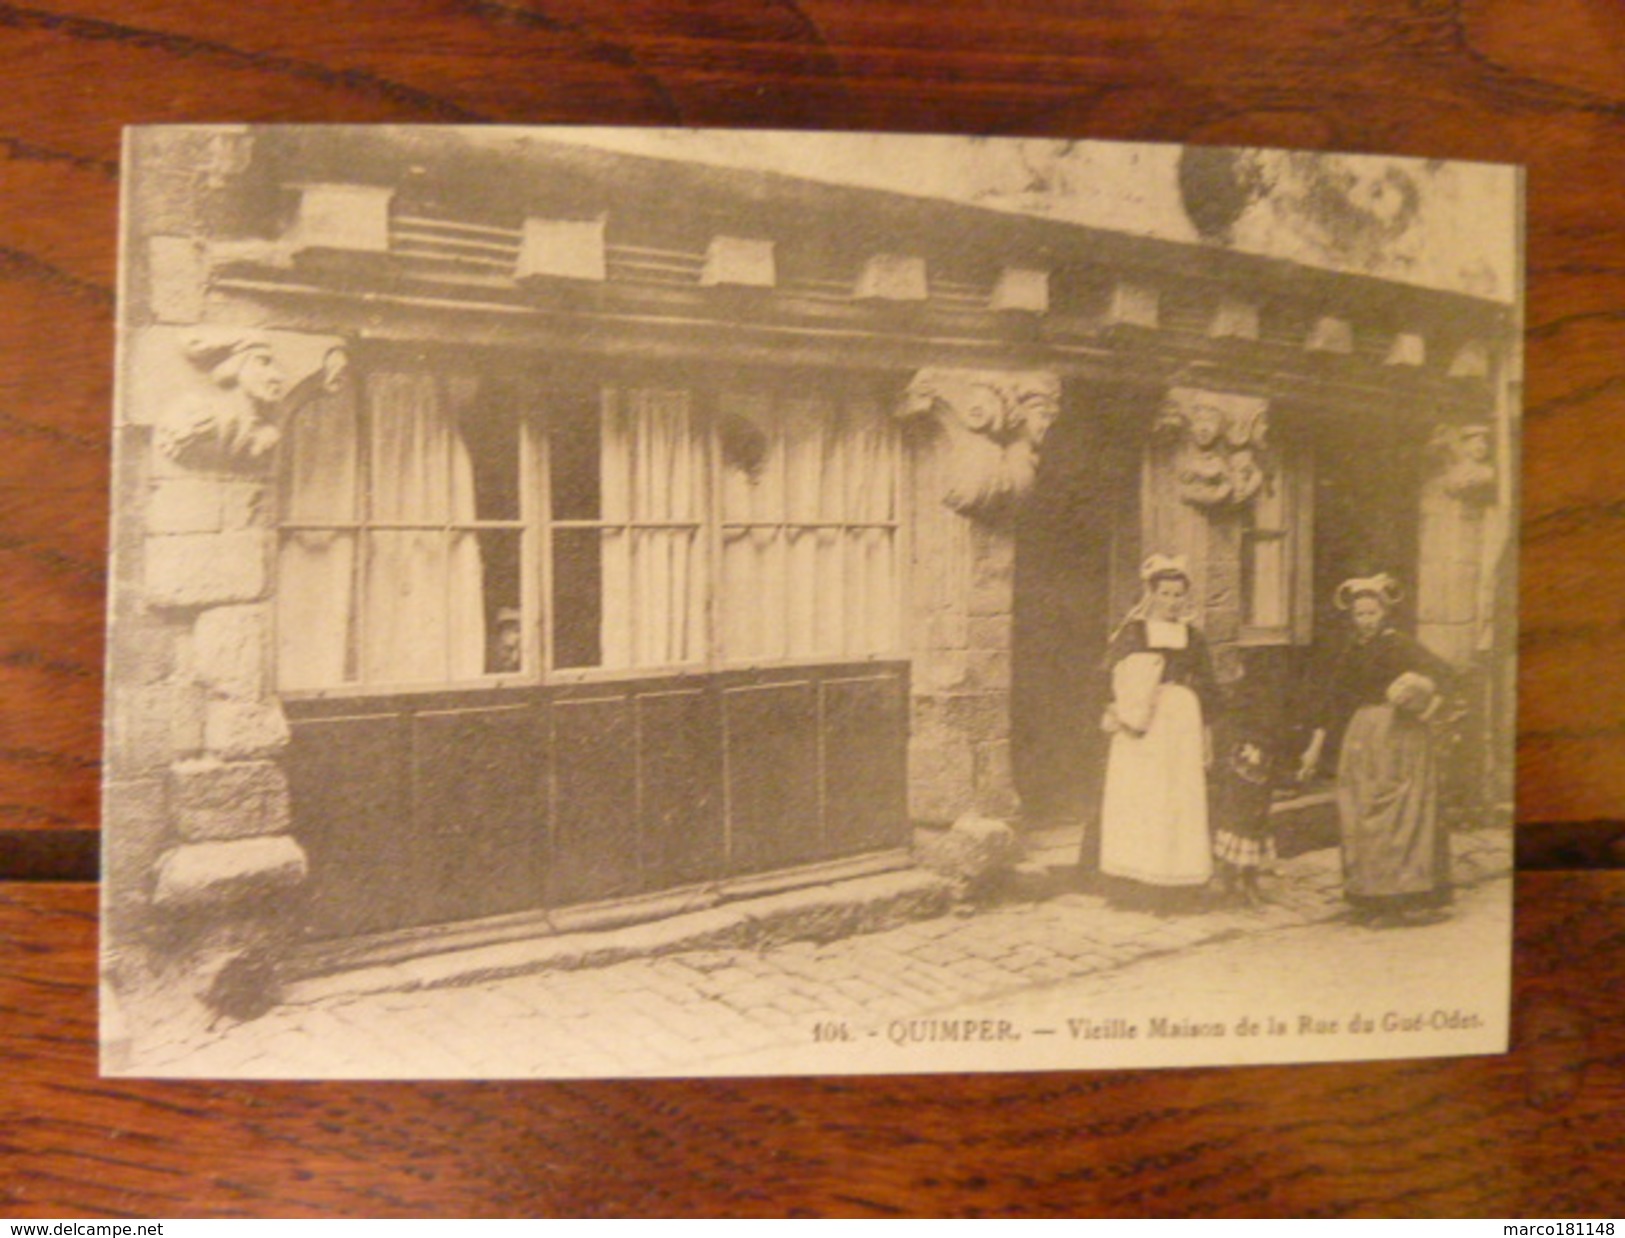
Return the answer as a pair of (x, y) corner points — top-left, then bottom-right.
(362, 530), (486, 683)
(719, 389), (897, 663)
(1248, 534), (1288, 629)
(633, 527), (704, 665)
(277, 374), (359, 689)
(460, 381), (522, 521)
(627, 388), (701, 522)
(722, 526), (785, 660)
(550, 389), (601, 520)
(553, 527), (603, 669)
(277, 530), (356, 688)
(479, 529), (524, 674)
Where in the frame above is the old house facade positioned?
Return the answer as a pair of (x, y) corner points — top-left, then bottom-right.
(105, 128), (1517, 994)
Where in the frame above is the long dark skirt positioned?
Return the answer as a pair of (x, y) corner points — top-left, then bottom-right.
(1336, 704), (1451, 910)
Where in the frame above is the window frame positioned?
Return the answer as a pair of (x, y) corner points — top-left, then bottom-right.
(274, 355), (908, 699)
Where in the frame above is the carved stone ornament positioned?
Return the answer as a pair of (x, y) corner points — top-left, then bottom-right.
(1155, 386), (1272, 509)
(156, 330), (290, 471)
(1427, 422), (1497, 504)
(900, 368), (1062, 518)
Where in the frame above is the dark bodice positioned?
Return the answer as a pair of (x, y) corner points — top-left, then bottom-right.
(1105, 619), (1220, 717)
(1313, 628), (1456, 730)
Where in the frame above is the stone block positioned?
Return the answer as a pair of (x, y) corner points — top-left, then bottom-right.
(932, 607), (970, 653)
(990, 267), (1049, 314)
(145, 530), (267, 609)
(517, 216), (606, 282)
(920, 650), (971, 693)
(170, 758), (290, 841)
(974, 739), (1014, 800)
(218, 482), (266, 529)
(192, 604), (268, 700)
(205, 699), (290, 760)
(147, 235), (207, 323)
(108, 683), (205, 776)
(1107, 281), (1160, 329)
(152, 835), (307, 910)
(908, 738), (975, 824)
(1305, 316), (1354, 354)
(967, 648), (1013, 691)
(171, 682), (207, 756)
(1210, 297), (1260, 340)
(107, 617), (180, 686)
(941, 692), (1009, 743)
(967, 614), (1012, 652)
(968, 529), (1016, 618)
(290, 183), (392, 254)
(701, 236), (776, 288)
(913, 814), (1021, 882)
(148, 479), (224, 535)
(103, 778), (171, 897)
(1385, 333), (1426, 367)
(854, 254), (927, 301)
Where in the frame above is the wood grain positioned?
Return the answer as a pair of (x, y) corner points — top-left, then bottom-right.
(1, 873), (1620, 1217)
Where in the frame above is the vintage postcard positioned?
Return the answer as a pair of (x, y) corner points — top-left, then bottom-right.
(102, 126), (1520, 1078)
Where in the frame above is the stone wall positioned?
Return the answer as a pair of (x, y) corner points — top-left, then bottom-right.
(903, 419), (1019, 822)
(105, 129), (336, 995)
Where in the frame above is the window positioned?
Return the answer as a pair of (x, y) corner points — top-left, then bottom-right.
(275, 361), (901, 692)
(549, 385), (706, 671)
(276, 366), (527, 691)
(717, 386), (899, 662)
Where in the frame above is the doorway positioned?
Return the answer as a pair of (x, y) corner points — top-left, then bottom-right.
(1011, 381), (1150, 845)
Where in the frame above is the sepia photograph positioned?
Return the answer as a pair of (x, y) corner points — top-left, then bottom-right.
(101, 125), (1521, 1078)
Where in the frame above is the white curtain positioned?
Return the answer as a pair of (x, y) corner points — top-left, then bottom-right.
(276, 379), (360, 690)
(362, 371), (487, 684)
(719, 389), (777, 661)
(843, 394), (898, 654)
(600, 386), (704, 668)
(720, 385), (897, 662)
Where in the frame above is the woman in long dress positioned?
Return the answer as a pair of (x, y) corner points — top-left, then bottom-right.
(1297, 574), (1456, 925)
(1099, 555), (1218, 902)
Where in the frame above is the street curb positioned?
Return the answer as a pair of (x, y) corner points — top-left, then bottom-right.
(283, 830), (1513, 1009)
(285, 868), (961, 1006)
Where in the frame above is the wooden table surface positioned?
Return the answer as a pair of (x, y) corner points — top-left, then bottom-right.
(1, 0), (1622, 1217)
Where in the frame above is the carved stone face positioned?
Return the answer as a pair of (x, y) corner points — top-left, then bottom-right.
(1461, 431), (1490, 463)
(1187, 402), (1223, 449)
(237, 348), (288, 406)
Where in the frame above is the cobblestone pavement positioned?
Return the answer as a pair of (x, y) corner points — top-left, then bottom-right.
(129, 829), (1513, 1079)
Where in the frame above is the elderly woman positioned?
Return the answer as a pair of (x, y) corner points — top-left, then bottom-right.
(1297, 575), (1457, 925)
(1099, 555), (1218, 902)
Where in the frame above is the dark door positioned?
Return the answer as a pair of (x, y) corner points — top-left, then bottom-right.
(1012, 382), (1147, 839)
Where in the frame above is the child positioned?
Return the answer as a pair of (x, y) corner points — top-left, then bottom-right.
(1212, 732), (1278, 907)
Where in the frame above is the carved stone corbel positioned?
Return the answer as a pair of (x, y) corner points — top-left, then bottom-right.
(1156, 386), (1272, 510)
(156, 330), (347, 472)
(1426, 422), (1496, 504)
(900, 368), (1061, 519)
